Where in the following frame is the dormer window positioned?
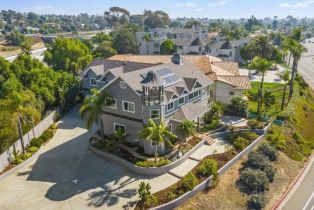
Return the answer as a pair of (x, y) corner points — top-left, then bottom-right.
(90, 78), (97, 86)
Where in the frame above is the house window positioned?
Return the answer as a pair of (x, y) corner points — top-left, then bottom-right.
(167, 102), (174, 111)
(90, 78), (97, 86)
(178, 97), (185, 105)
(229, 91), (235, 96)
(105, 98), (116, 109)
(150, 109), (160, 119)
(189, 93), (194, 100)
(168, 124), (172, 132)
(122, 100), (135, 113)
(114, 123), (126, 134)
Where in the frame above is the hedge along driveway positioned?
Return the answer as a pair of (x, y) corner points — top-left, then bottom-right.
(0, 106), (180, 210)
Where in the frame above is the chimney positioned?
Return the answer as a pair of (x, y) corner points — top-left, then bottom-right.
(171, 53), (183, 65)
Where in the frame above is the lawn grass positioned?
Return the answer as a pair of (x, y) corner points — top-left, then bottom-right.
(244, 82), (287, 117)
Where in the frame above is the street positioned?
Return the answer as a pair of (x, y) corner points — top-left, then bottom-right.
(281, 156), (314, 210)
(299, 38), (314, 89)
(4, 47), (46, 62)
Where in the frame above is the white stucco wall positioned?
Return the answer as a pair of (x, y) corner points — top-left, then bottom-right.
(215, 81), (243, 104)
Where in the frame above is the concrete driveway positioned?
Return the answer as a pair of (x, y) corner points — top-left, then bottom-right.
(0, 106), (179, 210)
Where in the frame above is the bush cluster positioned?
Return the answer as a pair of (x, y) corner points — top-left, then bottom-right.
(135, 158), (171, 168)
(179, 172), (198, 192)
(197, 159), (218, 177)
(236, 143), (278, 209)
(224, 131), (259, 151)
(248, 119), (265, 129)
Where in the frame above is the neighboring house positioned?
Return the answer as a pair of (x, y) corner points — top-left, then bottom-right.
(206, 36), (251, 63)
(136, 25), (209, 55)
(206, 60), (251, 104)
(79, 54), (214, 155)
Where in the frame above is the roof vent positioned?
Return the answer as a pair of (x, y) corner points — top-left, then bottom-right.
(171, 53), (183, 65)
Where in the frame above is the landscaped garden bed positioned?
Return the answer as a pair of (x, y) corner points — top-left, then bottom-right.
(134, 151), (237, 209)
(0, 123), (57, 175)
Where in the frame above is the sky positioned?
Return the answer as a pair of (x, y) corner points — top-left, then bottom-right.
(2, 0), (314, 19)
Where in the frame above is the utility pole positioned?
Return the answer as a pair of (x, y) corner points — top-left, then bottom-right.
(17, 115), (26, 154)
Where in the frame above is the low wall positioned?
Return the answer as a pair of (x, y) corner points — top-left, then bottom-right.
(0, 111), (55, 172)
(89, 138), (205, 176)
(150, 123), (271, 210)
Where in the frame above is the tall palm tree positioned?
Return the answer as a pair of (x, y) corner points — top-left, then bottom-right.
(79, 89), (112, 135)
(138, 119), (176, 163)
(248, 56), (272, 117)
(176, 120), (196, 144)
(277, 70), (291, 110)
(249, 90), (275, 117)
(286, 38), (307, 101)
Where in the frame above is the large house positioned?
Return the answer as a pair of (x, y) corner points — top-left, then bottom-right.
(136, 25), (209, 55)
(79, 54), (251, 154)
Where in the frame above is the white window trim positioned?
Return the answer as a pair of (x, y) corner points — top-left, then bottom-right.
(167, 102), (174, 111)
(122, 100), (135, 113)
(150, 109), (160, 119)
(113, 123), (126, 134)
(178, 97), (185, 105)
(90, 78), (97, 86)
(105, 98), (117, 109)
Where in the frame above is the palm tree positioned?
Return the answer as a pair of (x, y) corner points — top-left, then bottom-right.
(248, 57), (272, 117)
(262, 91), (276, 115)
(176, 120), (196, 144)
(79, 89), (112, 136)
(138, 182), (152, 210)
(285, 38), (307, 101)
(20, 42), (31, 55)
(248, 89), (263, 118)
(138, 119), (177, 163)
(277, 70), (291, 110)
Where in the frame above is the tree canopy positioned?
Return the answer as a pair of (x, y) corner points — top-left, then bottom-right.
(160, 39), (176, 55)
(111, 23), (139, 54)
(44, 38), (93, 75)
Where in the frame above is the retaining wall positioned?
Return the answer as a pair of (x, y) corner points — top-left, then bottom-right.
(149, 123), (271, 210)
(0, 111), (55, 172)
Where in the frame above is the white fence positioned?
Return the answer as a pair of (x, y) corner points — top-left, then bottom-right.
(0, 111), (56, 172)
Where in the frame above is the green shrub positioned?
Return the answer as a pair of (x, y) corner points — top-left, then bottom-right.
(237, 168), (269, 194)
(240, 131), (259, 141)
(136, 158), (171, 168)
(21, 152), (32, 160)
(224, 97), (248, 117)
(40, 129), (54, 141)
(246, 151), (270, 170)
(12, 157), (23, 165)
(257, 143), (278, 161)
(51, 123), (58, 130)
(30, 138), (44, 148)
(166, 191), (176, 200)
(27, 146), (39, 153)
(197, 159), (218, 177)
(180, 172), (198, 192)
(247, 194), (265, 210)
(146, 195), (157, 207)
(233, 137), (249, 150)
(248, 119), (264, 129)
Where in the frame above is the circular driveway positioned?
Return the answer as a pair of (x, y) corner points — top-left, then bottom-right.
(0, 106), (179, 210)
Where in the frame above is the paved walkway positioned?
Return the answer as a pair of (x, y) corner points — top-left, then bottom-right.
(0, 106), (230, 209)
(169, 138), (231, 178)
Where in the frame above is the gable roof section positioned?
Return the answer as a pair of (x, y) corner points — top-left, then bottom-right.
(217, 75), (251, 90)
(191, 37), (206, 46)
(172, 103), (209, 122)
(213, 61), (240, 75)
(183, 77), (197, 91)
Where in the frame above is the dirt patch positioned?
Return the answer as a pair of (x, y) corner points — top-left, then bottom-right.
(264, 152), (303, 210)
(176, 157), (247, 210)
(176, 151), (304, 210)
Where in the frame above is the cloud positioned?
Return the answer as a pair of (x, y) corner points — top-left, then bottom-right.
(208, 0), (233, 7)
(194, 7), (203, 12)
(279, 0), (314, 9)
(174, 2), (197, 8)
(279, 3), (291, 7)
